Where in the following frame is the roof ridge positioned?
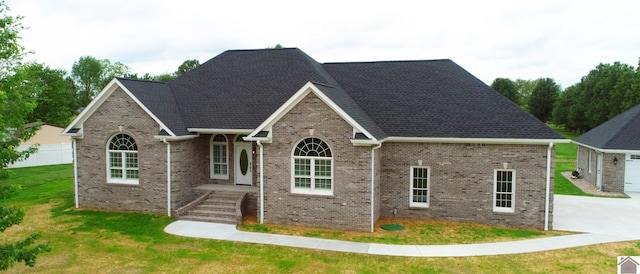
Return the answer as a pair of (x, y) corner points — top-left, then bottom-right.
(117, 77), (167, 84)
(324, 59), (452, 65)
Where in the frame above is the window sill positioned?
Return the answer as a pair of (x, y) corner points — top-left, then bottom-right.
(107, 180), (139, 186)
(290, 190), (334, 197)
(409, 204), (429, 209)
(492, 208), (515, 214)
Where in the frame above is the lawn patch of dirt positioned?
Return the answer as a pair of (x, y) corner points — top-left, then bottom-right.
(240, 213), (572, 245)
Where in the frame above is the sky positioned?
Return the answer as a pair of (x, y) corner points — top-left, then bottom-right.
(6, 0), (640, 88)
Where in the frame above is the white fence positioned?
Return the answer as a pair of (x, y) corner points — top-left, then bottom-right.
(8, 143), (73, 168)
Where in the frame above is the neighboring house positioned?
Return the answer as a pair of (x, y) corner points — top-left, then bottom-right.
(9, 123), (73, 168)
(574, 104), (640, 194)
(62, 48), (564, 232)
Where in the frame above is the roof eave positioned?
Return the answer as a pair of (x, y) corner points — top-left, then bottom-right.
(153, 134), (200, 141)
(384, 137), (569, 145)
(572, 140), (640, 154)
(188, 128), (254, 135)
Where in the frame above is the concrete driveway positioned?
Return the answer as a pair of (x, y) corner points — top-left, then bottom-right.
(554, 192), (640, 239)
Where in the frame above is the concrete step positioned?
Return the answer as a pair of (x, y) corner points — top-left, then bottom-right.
(187, 209), (236, 218)
(200, 200), (237, 207)
(180, 215), (236, 224)
(177, 191), (246, 225)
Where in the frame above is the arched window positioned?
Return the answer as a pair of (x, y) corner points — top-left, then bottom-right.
(107, 133), (138, 184)
(292, 137), (332, 195)
(211, 134), (228, 179)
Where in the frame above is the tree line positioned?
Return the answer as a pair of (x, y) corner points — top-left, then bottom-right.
(7, 56), (200, 128)
(491, 60), (640, 133)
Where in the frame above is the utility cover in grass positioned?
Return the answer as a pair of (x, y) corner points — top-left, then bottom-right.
(381, 224), (404, 231)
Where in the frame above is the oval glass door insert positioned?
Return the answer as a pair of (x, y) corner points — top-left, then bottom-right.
(240, 149), (249, 175)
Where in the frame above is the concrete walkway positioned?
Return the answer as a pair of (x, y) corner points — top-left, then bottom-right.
(164, 194), (640, 257)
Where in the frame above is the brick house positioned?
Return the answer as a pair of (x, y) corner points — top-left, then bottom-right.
(62, 48), (564, 231)
(574, 104), (640, 194)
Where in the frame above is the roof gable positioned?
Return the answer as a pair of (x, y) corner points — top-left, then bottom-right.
(574, 104), (640, 150)
(246, 82), (380, 143)
(63, 78), (177, 137)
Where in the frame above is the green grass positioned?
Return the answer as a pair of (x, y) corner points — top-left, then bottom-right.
(548, 124), (591, 196)
(239, 218), (564, 245)
(2, 164), (638, 273)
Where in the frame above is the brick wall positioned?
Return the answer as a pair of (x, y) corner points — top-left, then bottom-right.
(169, 138), (202, 209)
(380, 142), (554, 230)
(602, 153), (625, 193)
(77, 88), (169, 213)
(576, 146), (625, 193)
(262, 92), (374, 231)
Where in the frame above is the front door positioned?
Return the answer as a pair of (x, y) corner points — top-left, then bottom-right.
(234, 140), (252, 185)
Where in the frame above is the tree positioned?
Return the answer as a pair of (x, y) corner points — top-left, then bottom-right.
(0, 1), (50, 269)
(175, 59), (200, 76)
(0, 185), (51, 270)
(552, 84), (580, 131)
(579, 62), (637, 129)
(100, 59), (130, 87)
(153, 73), (176, 82)
(0, 1), (39, 178)
(513, 78), (541, 110)
(71, 56), (102, 106)
(528, 78), (559, 123)
(490, 78), (519, 105)
(8, 63), (77, 127)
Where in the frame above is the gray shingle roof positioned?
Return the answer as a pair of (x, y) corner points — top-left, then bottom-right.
(574, 104), (640, 150)
(117, 78), (191, 136)
(323, 60), (561, 139)
(118, 48), (562, 140)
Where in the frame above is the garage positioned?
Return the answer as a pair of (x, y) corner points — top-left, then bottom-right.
(574, 105), (640, 195)
(624, 154), (640, 192)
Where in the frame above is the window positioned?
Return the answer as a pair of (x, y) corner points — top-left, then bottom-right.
(410, 167), (429, 207)
(107, 133), (138, 184)
(587, 150), (591, 173)
(291, 137), (332, 195)
(494, 169), (515, 212)
(211, 134), (228, 179)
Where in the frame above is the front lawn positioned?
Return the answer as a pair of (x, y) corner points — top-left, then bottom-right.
(550, 124), (590, 196)
(2, 164), (637, 273)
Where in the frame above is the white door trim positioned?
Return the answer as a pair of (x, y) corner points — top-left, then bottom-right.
(234, 141), (252, 185)
(596, 153), (603, 190)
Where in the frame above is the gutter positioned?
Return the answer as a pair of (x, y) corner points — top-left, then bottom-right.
(72, 139), (79, 208)
(257, 141), (265, 224)
(163, 139), (172, 216)
(384, 137), (569, 145)
(544, 142), (553, 231)
(370, 144), (382, 232)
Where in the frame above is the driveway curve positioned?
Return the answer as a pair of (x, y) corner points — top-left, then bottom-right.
(554, 192), (640, 238)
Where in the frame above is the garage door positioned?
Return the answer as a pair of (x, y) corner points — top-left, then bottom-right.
(624, 154), (640, 192)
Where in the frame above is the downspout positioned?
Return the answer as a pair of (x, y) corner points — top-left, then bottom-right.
(544, 142), (553, 231)
(163, 139), (171, 217)
(370, 144), (382, 232)
(73, 138), (79, 208)
(257, 141), (264, 224)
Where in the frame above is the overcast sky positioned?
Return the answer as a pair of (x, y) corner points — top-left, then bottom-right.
(6, 0), (640, 88)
